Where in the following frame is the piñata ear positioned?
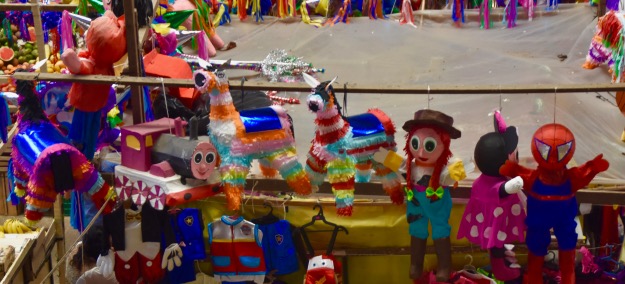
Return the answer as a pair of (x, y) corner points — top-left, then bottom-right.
(493, 110), (507, 134)
(325, 76), (338, 91)
(303, 73), (320, 88)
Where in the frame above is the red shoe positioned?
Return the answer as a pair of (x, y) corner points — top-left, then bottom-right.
(559, 250), (576, 284)
(524, 252), (545, 284)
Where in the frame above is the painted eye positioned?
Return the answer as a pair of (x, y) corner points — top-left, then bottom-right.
(206, 152), (216, 164)
(313, 263), (317, 267)
(322, 261), (326, 266)
(534, 139), (551, 161)
(424, 137), (437, 153)
(410, 136), (420, 151)
(194, 152), (203, 164)
(193, 71), (208, 89)
(557, 141), (573, 162)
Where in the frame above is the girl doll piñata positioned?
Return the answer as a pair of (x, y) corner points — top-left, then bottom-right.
(500, 123), (609, 284)
(61, 11), (127, 160)
(403, 109), (461, 283)
(457, 111), (525, 281)
(10, 76), (115, 224)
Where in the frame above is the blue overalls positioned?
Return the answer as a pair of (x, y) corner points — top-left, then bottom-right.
(406, 176), (452, 240)
(526, 179), (578, 256)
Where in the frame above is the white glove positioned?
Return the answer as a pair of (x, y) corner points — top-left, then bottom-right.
(162, 244), (183, 271)
(372, 148), (390, 164)
(579, 203), (592, 215)
(96, 252), (114, 278)
(504, 176), (523, 194)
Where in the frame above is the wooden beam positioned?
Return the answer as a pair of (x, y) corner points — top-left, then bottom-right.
(12, 72), (625, 94)
(30, 0), (47, 74)
(123, 0), (145, 125)
(243, 178), (625, 205)
(53, 195), (65, 283)
(0, 3), (93, 11)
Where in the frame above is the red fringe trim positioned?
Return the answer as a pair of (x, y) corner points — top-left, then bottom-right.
(25, 210), (44, 222)
(316, 123), (350, 145)
(355, 161), (372, 170)
(367, 108), (396, 135)
(315, 115), (343, 126)
(306, 158), (325, 173)
(332, 180), (355, 190)
(346, 142), (391, 155)
(336, 206), (353, 216)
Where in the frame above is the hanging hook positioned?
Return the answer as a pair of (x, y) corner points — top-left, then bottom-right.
(427, 85), (431, 109)
(499, 85), (502, 111)
(240, 77), (247, 106)
(343, 82), (348, 117)
(263, 202), (274, 216)
(464, 254), (476, 271)
(553, 86), (558, 124)
(313, 204), (324, 216)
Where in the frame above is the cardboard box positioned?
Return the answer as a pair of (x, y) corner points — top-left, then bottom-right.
(0, 245), (15, 278)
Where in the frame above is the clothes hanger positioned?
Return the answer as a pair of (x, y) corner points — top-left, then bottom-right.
(599, 245), (625, 277)
(251, 202), (280, 225)
(543, 251), (559, 271)
(463, 255), (477, 273)
(297, 204), (348, 258)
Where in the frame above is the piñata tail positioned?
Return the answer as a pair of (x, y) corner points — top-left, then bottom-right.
(11, 76), (116, 224)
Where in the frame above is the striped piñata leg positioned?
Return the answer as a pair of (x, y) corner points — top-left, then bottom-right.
(372, 161), (404, 205)
(305, 156), (326, 193)
(268, 148), (312, 195)
(327, 157), (356, 216)
(355, 161), (373, 182)
(259, 158), (279, 178)
(220, 163), (250, 211)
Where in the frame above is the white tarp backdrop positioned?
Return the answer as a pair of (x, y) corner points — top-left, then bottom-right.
(208, 4), (625, 184)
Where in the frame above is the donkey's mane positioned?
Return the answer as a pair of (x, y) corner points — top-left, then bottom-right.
(316, 82), (345, 119)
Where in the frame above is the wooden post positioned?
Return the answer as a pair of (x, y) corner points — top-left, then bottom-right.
(597, 0), (606, 17)
(124, 0), (145, 124)
(31, 0), (47, 73)
(53, 195), (65, 283)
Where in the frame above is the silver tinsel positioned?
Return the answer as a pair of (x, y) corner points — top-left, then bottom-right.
(261, 50), (321, 82)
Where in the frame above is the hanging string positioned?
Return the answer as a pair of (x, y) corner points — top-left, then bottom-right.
(40, 192), (115, 283)
(553, 86), (558, 124)
(427, 85), (431, 109)
(499, 85), (502, 111)
(343, 83), (348, 117)
(161, 78), (172, 135)
(281, 193), (293, 220)
(243, 180), (259, 214)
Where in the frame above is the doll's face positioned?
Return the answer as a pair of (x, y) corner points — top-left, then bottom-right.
(190, 141), (218, 180)
(409, 128), (444, 164)
(103, 0), (111, 10)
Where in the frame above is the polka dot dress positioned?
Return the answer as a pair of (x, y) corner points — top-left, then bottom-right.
(457, 175), (526, 249)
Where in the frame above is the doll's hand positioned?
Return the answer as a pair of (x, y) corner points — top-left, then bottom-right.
(96, 252), (114, 278)
(579, 203), (592, 215)
(447, 160), (466, 183)
(589, 154), (609, 173)
(161, 243), (183, 271)
(504, 176), (523, 194)
(61, 49), (81, 73)
(499, 160), (517, 177)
